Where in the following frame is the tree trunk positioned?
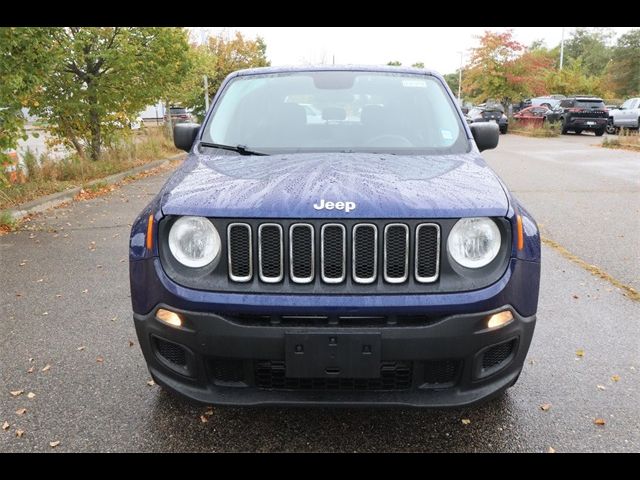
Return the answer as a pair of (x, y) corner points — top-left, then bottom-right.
(60, 117), (85, 160)
(87, 85), (101, 161)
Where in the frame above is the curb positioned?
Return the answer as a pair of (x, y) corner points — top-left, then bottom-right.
(6, 153), (185, 221)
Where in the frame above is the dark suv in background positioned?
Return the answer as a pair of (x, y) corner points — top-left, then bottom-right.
(556, 97), (608, 136)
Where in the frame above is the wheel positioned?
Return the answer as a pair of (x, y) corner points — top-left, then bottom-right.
(500, 125), (508, 134)
(561, 118), (568, 134)
(574, 129), (583, 135)
(594, 127), (605, 136)
(606, 121), (618, 135)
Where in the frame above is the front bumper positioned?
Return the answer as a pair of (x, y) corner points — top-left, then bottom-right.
(131, 256), (539, 407)
(134, 305), (535, 407)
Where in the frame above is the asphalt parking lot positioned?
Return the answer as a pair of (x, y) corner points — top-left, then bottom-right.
(1, 133), (639, 452)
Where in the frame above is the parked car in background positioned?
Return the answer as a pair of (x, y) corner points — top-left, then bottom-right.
(555, 97), (608, 136)
(164, 107), (192, 124)
(468, 103), (508, 134)
(533, 95), (565, 109)
(607, 97), (640, 134)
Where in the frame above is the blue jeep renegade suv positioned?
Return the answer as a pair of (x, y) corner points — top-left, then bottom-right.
(129, 66), (541, 407)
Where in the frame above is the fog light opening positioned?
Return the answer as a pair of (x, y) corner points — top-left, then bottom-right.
(487, 310), (513, 329)
(156, 308), (183, 328)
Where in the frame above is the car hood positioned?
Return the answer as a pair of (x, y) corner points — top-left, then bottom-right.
(160, 152), (510, 219)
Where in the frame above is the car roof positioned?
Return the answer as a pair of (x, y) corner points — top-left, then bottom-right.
(228, 65), (441, 77)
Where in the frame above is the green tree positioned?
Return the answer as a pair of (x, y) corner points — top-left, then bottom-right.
(387, 60), (402, 66)
(545, 59), (604, 97)
(564, 28), (614, 77)
(443, 72), (460, 96)
(605, 29), (640, 97)
(29, 27), (191, 161)
(0, 28), (57, 168)
(178, 31), (270, 120)
(411, 62), (425, 69)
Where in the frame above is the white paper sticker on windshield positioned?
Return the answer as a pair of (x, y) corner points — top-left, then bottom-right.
(402, 79), (427, 88)
(441, 130), (453, 140)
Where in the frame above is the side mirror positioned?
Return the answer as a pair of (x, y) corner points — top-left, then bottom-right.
(173, 123), (201, 152)
(470, 122), (499, 152)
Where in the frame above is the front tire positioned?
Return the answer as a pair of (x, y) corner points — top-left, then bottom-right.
(594, 127), (605, 136)
(561, 118), (569, 134)
(500, 125), (508, 134)
(606, 121), (618, 135)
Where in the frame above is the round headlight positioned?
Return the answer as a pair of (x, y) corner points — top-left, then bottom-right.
(168, 216), (220, 268)
(447, 217), (501, 269)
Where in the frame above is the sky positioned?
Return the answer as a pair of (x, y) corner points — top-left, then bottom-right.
(191, 27), (635, 75)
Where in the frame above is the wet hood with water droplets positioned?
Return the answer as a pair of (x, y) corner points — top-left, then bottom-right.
(160, 152), (510, 219)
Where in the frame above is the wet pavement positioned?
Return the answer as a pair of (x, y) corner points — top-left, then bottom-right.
(1, 134), (638, 452)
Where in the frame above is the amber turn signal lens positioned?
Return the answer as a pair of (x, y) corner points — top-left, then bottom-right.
(156, 308), (183, 328)
(487, 311), (513, 329)
(146, 215), (154, 251)
(516, 215), (524, 251)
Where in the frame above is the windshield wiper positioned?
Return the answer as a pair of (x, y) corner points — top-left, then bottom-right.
(199, 142), (268, 156)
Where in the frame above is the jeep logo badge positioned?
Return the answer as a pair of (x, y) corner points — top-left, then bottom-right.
(313, 199), (356, 213)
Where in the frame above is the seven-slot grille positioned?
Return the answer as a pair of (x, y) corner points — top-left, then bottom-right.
(227, 222), (440, 285)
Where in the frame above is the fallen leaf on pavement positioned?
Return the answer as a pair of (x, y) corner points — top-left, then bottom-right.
(461, 419), (471, 425)
(147, 380), (155, 386)
(27, 367), (35, 374)
(42, 312), (48, 316)
(200, 415), (208, 423)
(96, 356), (104, 363)
(36, 278), (43, 283)
(16, 430), (24, 438)
(82, 289), (88, 294)
(576, 349), (585, 358)
(27, 392), (35, 399)
(19, 262), (26, 266)
(55, 294), (62, 298)
(540, 403), (552, 411)
(128, 341), (134, 347)
(547, 447), (556, 453)
(42, 364), (51, 372)
(10, 390), (24, 397)
(204, 408), (214, 416)
(77, 346), (86, 351)
(597, 385), (606, 391)
(16, 408), (27, 415)
(594, 418), (606, 426)
(28, 358), (34, 363)
(2, 421), (9, 430)
(572, 294), (579, 299)
(49, 441), (61, 448)
(611, 374), (620, 382)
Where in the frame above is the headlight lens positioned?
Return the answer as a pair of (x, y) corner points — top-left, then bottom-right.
(447, 217), (501, 269)
(168, 216), (220, 268)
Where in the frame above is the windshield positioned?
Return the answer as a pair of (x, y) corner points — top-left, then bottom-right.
(202, 71), (469, 155)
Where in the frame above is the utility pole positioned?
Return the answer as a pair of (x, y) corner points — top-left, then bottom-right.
(457, 51), (464, 103)
(200, 28), (210, 111)
(559, 27), (565, 70)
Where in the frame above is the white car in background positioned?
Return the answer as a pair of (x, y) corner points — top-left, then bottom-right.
(607, 97), (640, 133)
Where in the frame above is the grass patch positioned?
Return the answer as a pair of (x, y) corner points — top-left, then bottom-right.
(602, 129), (640, 152)
(0, 210), (17, 232)
(510, 119), (560, 137)
(0, 127), (180, 210)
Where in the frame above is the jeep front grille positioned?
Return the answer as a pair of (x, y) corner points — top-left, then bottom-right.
(227, 221), (440, 285)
